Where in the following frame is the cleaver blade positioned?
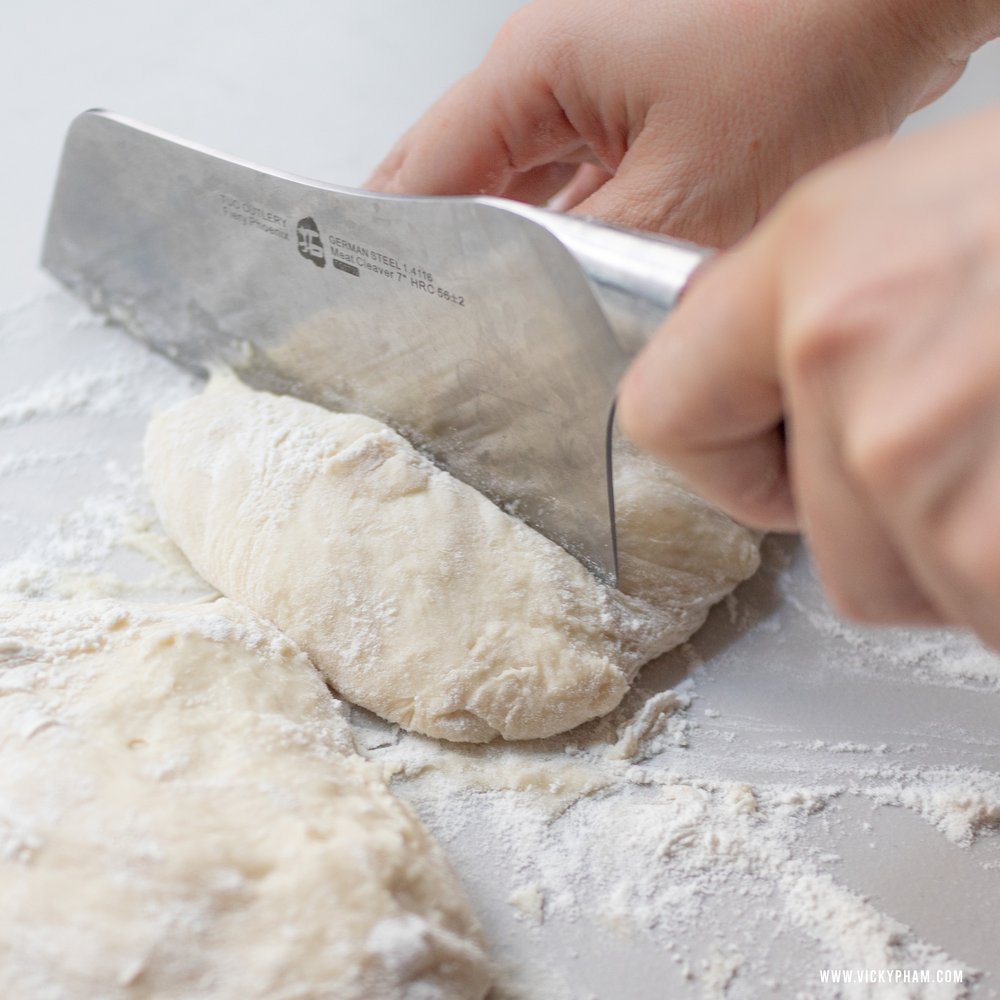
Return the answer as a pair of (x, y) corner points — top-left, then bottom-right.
(41, 110), (706, 584)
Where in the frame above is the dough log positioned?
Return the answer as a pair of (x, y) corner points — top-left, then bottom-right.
(145, 381), (760, 742)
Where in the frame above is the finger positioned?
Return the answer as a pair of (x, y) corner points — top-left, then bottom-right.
(548, 163), (614, 211)
(918, 440), (1000, 647)
(364, 56), (584, 197)
(785, 377), (944, 626)
(500, 161), (581, 206)
(573, 128), (755, 247)
(838, 299), (1000, 641)
(574, 136), (696, 235)
(617, 238), (797, 530)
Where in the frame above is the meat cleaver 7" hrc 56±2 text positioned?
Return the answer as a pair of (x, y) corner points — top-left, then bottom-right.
(41, 110), (707, 585)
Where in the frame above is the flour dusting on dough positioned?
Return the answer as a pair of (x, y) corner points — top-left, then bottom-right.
(144, 379), (760, 742)
(0, 598), (491, 1000)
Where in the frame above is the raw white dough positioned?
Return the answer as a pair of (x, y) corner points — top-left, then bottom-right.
(145, 380), (759, 742)
(0, 599), (490, 1000)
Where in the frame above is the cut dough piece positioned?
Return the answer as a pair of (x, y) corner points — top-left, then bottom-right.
(145, 380), (760, 742)
(0, 599), (491, 1000)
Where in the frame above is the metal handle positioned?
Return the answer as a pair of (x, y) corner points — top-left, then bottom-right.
(486, 201), (710, 354)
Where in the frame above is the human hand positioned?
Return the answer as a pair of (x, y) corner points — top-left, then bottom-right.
(366, 0), (988, 248)
(617, 106), (1000, 646)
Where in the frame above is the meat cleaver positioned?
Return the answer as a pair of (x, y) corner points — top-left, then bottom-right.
(41, 110), (706, 584)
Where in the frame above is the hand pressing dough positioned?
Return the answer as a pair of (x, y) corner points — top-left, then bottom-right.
(145, 380), (759, 742)
(0, 599), (490, 1000)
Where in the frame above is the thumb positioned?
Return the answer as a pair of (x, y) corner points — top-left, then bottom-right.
(617, 230), (795, 530)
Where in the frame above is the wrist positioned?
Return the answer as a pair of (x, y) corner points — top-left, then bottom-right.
(889, 0), (1000, 54)
(877, 0), (1000, 78)
(835, 0), (1000, 119)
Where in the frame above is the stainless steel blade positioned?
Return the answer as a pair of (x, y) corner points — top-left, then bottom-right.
(42, 111), (705, 582)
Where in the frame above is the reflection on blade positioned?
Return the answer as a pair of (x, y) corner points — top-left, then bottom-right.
(42, 111), (634, 581)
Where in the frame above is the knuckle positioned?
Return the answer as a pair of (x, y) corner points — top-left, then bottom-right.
(491, 6), (549, 64)
(842, 419), (918, 500)
(781, 285), (871, 386)
(777, 187), (890, 383)
(490, 4), (579, 82)
(492, 7), (533, 47)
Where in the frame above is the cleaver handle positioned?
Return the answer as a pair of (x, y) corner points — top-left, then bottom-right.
(486, 200), (710, 354)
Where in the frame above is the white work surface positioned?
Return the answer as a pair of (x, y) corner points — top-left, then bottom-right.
(3, 4), (1000, 998)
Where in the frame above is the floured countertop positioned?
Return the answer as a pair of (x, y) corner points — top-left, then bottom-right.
(3, 291), (999, 999)
(3, 3), (1000, 994)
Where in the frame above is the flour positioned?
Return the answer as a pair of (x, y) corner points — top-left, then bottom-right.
(858, 769), (1000, 846)
(778, 555), (1000, 687)
(362, 686), (988, 998)
(3, 293), (1000, 998)
(0, 368), (154, 427)
(0, 293), (208, 603)
(783, 875), (965, 993)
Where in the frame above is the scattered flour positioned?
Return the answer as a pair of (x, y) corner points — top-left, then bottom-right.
(779, 560), (1000, 688)
(0, 294), (209, 603)
(3, 293), (1000, 998)
(858, 769), (1000, 846)
(358, 685), (991, 997)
